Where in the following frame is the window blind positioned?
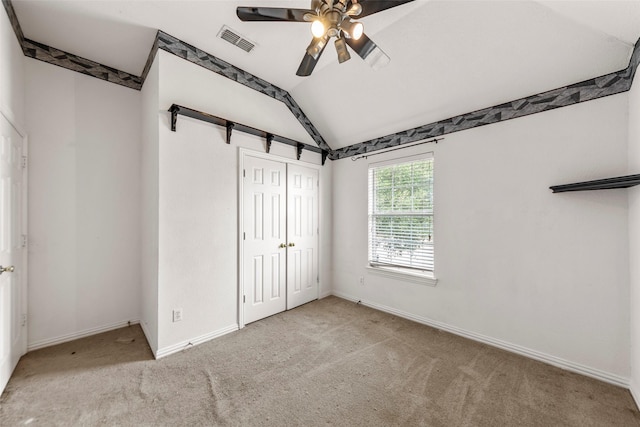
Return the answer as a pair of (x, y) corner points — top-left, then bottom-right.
(368, 156), (434, 272)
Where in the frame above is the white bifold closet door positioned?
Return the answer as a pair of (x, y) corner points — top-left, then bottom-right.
(242, 154), (318, 325)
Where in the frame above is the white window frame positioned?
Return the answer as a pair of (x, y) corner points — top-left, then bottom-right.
(367, 152), (437, 286)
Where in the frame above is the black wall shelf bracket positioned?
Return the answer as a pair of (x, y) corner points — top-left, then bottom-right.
(167, 104), (325, 163)
(170, 105), (179, 132)
(550, 174), (640, 193)
(266, 133), (274, 153)
(225, 122), (235, 144)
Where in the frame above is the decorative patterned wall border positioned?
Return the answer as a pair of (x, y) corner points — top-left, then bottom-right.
(331, 38), (640, 160)
(2, 0), (23, 46)
(4, 0), (640, 161)
(22, 38), (144, 90)
(140, 30), (160, 84)
(2, 0), (143, 89)
(1, 0), (331, 151)
(155, 31), (331, 152)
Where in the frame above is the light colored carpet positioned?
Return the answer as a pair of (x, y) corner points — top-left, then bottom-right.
(1, 296), (638, 426)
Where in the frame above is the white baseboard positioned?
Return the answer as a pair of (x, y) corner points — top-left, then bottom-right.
(630, 379), (640, 410)
(319, 290), (332, 299)
(28, 319), (140, 352)
(155, 324), (239, 359)
(138, 320), (157, 359)
(331, 291), (630, 388)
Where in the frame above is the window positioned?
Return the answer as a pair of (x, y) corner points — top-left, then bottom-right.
(368, 154), (434, 277)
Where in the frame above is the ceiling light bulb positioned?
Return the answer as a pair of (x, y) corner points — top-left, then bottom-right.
(311, 20), (325, 38)
(351, 22), (364, 40)
(346, 3), (362, 16)
(341, 19), (364, 40)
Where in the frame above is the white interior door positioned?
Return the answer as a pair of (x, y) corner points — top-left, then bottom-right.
(242, 155), (287, 324)
(0, 113), (26, 394)
(286, 164), (319, 310)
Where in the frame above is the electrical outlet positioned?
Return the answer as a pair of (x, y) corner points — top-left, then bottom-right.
(173, 308), (183, 322)
(359, 276), (364, 286)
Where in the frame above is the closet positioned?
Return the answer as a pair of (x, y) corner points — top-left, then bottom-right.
(240, 151), (319, 324)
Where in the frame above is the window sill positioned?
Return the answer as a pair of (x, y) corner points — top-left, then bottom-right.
(366, 265), (438, 286)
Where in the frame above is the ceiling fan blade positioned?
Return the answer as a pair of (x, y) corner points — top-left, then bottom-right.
(296, 46), (327, 76)
(355, 0), (415, 18)
(296, 54), (318, 76)
(345, 33), (390, 70)
(237, 7), (314, 22)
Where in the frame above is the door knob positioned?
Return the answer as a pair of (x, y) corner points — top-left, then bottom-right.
(0, 265), (15, 275)
(279, 243), (287, 248)
(288, 242), (295, 247)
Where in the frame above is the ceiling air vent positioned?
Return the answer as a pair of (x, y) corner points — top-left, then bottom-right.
(217, 25), (256, 53)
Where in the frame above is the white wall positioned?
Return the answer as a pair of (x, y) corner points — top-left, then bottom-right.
(9, 13), (632, 392)
(629, 72), (640, 399)
(140, 56), (160, 355)
(0, 4), (24, 127)
(154, 50), (332, 356)
(332, 93), (630, 382)
(25, 59), (142, 349)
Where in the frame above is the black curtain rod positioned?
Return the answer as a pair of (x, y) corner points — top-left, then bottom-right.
(350, 137), (443, 161)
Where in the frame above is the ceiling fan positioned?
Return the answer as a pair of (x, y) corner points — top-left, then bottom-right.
(237, 0), (414, 76)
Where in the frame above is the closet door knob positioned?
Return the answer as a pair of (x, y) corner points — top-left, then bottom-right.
(288, 242), (295, 247)
(279, 243), (287, 248)
(0, 265), (15, 275)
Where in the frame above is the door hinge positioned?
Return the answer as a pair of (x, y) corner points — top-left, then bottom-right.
(243, 169), (246, 178)
(243, 232), (246, 240)
(243, 295), (246, 303)
(21, 156), (27, 169)
(21, 314), (27, 327)
(317, 274), (319, 283)
(21, 234), (27, 248)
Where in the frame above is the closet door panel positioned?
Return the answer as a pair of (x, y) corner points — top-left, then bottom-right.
(287, 164), (319, 310)
(243, 156), (287, 324)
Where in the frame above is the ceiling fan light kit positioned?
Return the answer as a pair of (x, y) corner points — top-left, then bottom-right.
(237, 0), (414, 76)
(335, 37), (351, 63)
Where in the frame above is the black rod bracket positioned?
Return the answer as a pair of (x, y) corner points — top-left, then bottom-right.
(296, 143), (304, 161)
(350, 137), (443, 161)
(266, 133), (274, 153)
(170, 105), (179, 132)
(226, 122), (235, 144)
(321, 150), (329, 166)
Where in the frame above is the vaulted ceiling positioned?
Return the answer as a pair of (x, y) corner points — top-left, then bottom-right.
(9, 0), (640, 151)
